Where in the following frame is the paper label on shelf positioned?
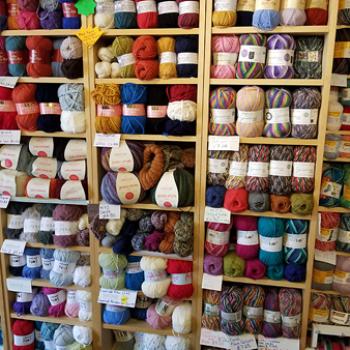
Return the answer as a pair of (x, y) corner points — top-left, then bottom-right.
(214, 0), (237, 11)
(122, 104), (146, 117)
(0, 76), (19, 89)
(47, 290), (66, 306)
(306, 0), (327, 10)
(281, 0), (306, 9)
(26, 178), (50, 199)
(171, 272), (192, 285)
(65, 140), (87, 161)
(321, 180), (342, 199)
(265, 108), (290, 123)
(204, 206), (231, 224)
(337, 229), (350, 243)
(16, 292), (32, 303)
(237, 0), (255, 11)
(27, 255), (41, 268)
(54, 221), (79, 236)
(264, 310), (281, 323)
(179, 1), (199, 14)
(94, 133), (121, 148)
(256, 0), (280, 10)
(160, 51), (177, 64)
(229, 161), (247, 177)
(115, 0), (136, 13)
(208, 158), (228, 174)
(97, 104), (121, 118)
(98, 288), (137, 308)
(291, 109), (318, 125)
(208, 136), (240, 151)
(0, 144), (21, 169)
(177, 52), (198, 65)
(330, 310), (350, 325)
(9, 255), (25, 267)
(13, 333), (34, 347)
(318, 227), (338, 242)
(281, 314), (301, 327)
(207, 228), (230, 245)
(42, 258), (54, 271)
(67, 291), (76, 303)
(244, 306), (263, 319)
(23, 218), (40, 233)
(333, 269), (350, 284)
(116, 172), (141, 205)
(29, 137), (54, 157)
(238, 109), (264, 123)
(31, 157), (57, 179)
(269, 160), (292, 177)
(7, 214), (23, 229)
(267, 49), (294, 67)
(331, 73), (348, 87)
(109, 141), (134, 172)
(117, 53), (135, 67)
(239, 45), (266, 64)
(1, 239), (26, 256)
(284, 233), (307, 248)
(52, 260), (76, 275)
(293, 162), (315, 178)
(237, 230), (259, 245)
(211, 108), (235, 124)
(158, 1), (179, 14)
(259, 235), (283, 253)
(0, 100), (16, 113)
(60, 160), (86, 180)
(340, 0), (350, 9)
(155, 170), (179, 208)
(247, 161), (269, 178)
(204, 303), (220, 316)
(6, 276), (32, 293)
(99, 202), (121, 220)
(213, 52), (238, 66)
(0, 130), (21, 145)
(136, 0), (157, 13)
(258, 336), (300, 350)
(202, 273), (223, 291)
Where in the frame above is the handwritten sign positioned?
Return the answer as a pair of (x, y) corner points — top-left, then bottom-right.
(99, 202), (121, 220)
(98, 288), (137, 308)
(77, 25), (103, 47)
(0, 195), (10, 208)
(0, 130), (21, 144)
(0, 77), (19, 89)
(208, 136), (240, 151)
(258, 335), (299, 350)
(6, 277), (32, 293)
(202, 273), (223, 291)
(1, 239), (26, 256)
(204, 206), (231, 224)
(94, 133), (121, 148)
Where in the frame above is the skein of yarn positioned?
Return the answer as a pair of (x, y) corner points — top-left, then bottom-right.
(177, 0), (199, 28)
(243, 286), (265, 334)
(305, 0), (328, 25)
(157, 0), (178, 27)
(234, 215), (259, 260)
(212, 0), (237, 27)
(280, 0), (306, 25)
(136, 0), (158, 28)
(205, 220), (232, 257)
(202, 289), (220, 331)
(252, 0), (281, 31)
(263, 288), (282, 338)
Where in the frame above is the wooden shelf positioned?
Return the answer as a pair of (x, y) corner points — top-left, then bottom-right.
(122, 202), (195, 213)
(1, 29), (79, 36)
(323, 157), (350, 162)
(10, 197), (89, 206)
(239, 137), (318, 146)
(223, 276), (305, 289)
(326, 130), (350, 136)
(21, 131), (86, 139)
(17, 77), (84, 84)
(336, 251), (350, 257)
(121, 134), (197, 143)
(102, 28), (199, 36)
(319, 206), (350, 213)
(10, 313), (92, 326)
(95, 78), (198, 85)
(31, 279), (90, 291)
(311, 289), (346, 296)
(230, 210), (312, 220)
(210, 79), (323, 86)
(27, 242), (90, 252)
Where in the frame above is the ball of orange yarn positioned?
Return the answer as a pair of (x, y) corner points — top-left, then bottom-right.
(164, 212), (181, 234)
(181, 148), (195, 168)
(159, 232), (175, 254)
(25, 177), (64, 199)
(7, 0), (20, 29)
(135, 60), (159, 80)
(270, 194), (291, 213)
(26, 36), (53, 77)
(132, 36), (158, 60)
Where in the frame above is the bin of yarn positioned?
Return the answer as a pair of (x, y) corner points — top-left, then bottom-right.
(12, 319), (35, 350)
(205, 220), (232, 257)
(172, 302), (192, 334)
(337, 214), (350, 252)
(175, 36), (198, 77)
(263, 288), (282, 338)
(201, 289), (220, 331)
(234, 215), (259, 260)
(305, 0), (328, 25)
(177, 0), (199, 28)
(252, 0), (280, 31)
(279, 288), (301, 338)
(0, 86), (18, 130)
(103, 304), (131, 325)
(99, 252), (127, 289)
(13, 291), (34, 315)
(146, 296), (178, 329)
(280, 0), (306, 25)
(167, 259), (193, 299)
(319, 165), (344, 207)
(223, 251), (245, 277)
(333, 256), (350, 294)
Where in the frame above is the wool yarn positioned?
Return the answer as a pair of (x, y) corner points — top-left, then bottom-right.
(309, 292), (330, 324)
(136, 0), (158, 28)
(236, 0), (254, 25)
(51, 39), (64, 77)
(324, 134), (341, 159)
(317, 212), (340, 251)
(76, 291), (92, 321)
(65, 290), (80, 318)
(99, 252), (127, 289)
(327, 89), (343, 132)
(144, 230), (165, 251)
(312, 260), (334, 291)
(223, 251), (245, 277)
(73, 326), (92, 347)
(40, 248), (54, 280)
(333, 29), (350, 75)
(0, 38), (8, 77)
(285, 219), (308, 264)
(30, 292), (50, 317)
(226, 144), (248, 189)
(157, 37), (177, 79)
(330, 296), (350, 325)
(284, 263), (306, 282)
(165, 336), (191, 350)
(53, 324), (75, 348)
(131, 291), (152, 321)
(157, 0), (178, 27)
(167, 260), (193, 299)
(173, 213), (193, 257)
(125, 256), (144, 290)
(146, 296), (177, 329)
(339, 0), (350, 24)
(13, 291), (33, 315)
(337, 214), (350, 252)
(212, 0), (237, 27)
(22, 247), (42, 279)
(9, 254), (26, 276)
(5, 36), (27, 77)
(319, 165), (344, 207)
(177, 0), (199, 28)
(203, 254), (223, 275)
(172, 302), (192, 334)
(341, 164), (350, 209)
(270, 194), (290, 213)
(7, 0), (19, 29)
(59, 0), (80, 28)
(175, 36), (198, 77)
(26, 36), (52, 78)
(234, 215), (259, 259)
(207, 150), (229, 186)
(146, 86), (168, 133)
(333, 256), (350, 294)
(17, 0), (41, 29)
(266, 264), (284, 280)
(112, 36), (136, 78)
(205, 220), (232, 257)
(42, 287), (66, 317)
(263, 288), (282, 338)
(305, 0), (328, 25)
(252, 0), (281, 30)
(0, 86), (17, 130)
(280, 0), (306, 25)
(290, 193), (314, 215)
(114, 0), (137, 28)
(6, 202), (28, 239)
(60, 36), (83, 79)
(242, 286), (265, 334)
(94, 1), (115, 28)
(202, 289), (221, 330)
(224, 188), (249, 213)
(12, 320), (35, 350)
(39, 7), (61, 30)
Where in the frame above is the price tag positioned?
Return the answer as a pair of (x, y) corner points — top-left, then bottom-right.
(331, 74), (348, 87)
(1, 239), (26, 256)
(200, 329), (257, 350)
(0, 130), (21, 144)
(94, 133), (121, 148)
(208, 136), (240, 151)
(99, 202), (121, 220)
(0, 77), (19, 89)
(204, 206), (231, 224)
(202, 273), (223, 291)
(0, 195), (10, 208)
(258, 335), (299, 350)
(76, 25), (102, 47)
(314, 249), (336, 265)
(6, 277), (32, 293)
(98, 288), (137, 308)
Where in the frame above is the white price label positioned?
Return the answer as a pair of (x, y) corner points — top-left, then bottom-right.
(0, 77), (19, 89)
(94, 133), (121, 148)
(99, 202), (121, 220)
(208, 136), (240, 151)
(202, 273), (223, 291)
(98, 288), (137, 308)
(0, 195), (10, 208)
(204, 206), (231, 224)
(1, 239), (26, 256)
(6, 277), (32, 293)
(0, 130), (21, 145)
(258, 335), (299, 350)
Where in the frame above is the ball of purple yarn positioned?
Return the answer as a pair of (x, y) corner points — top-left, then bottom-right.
(151, 211), (167, 231)
(206, 185), (226, 208)
(30, 292), (50, 317)
(204, 254), (223, 275)
(39, 9), (62, 29)
(263, 288), (282, 338)
(284, 263), (306, 282)
(144, 231), (165, 251)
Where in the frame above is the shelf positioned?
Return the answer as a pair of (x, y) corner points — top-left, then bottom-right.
(1, 29), (79, 36)
(210, 79), (323, 86)
(21, 131), (86, 139)
(121, 134), (198, 143)
(16, 77), (84, 84)
(323, 157), (350, 162)
(230, 210), (312, 220)
(102, 28), (199, 36)
(311, 289), (346, 296)
(10, 313), (92, 326)
(26, 242), (90, 252)
(326, 130), (350, 136)
(121, 202), (195, 213)
(212, 26), (329, 35)
(223, 276), (305, 289)
(95, 78), (198, 85)
(239, 137), (319, 146)
(336, 251), (350, 257)
(30, 279), (90, 291)
(337, 25), (350, 29)
(318, 206), (350, 213)
(10, 197), (89, 206)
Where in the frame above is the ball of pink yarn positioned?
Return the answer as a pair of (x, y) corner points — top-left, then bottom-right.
(17, 11), (41, 29)
(244, 259), (266, 279)
(234, 215), (259, 260)
(18, 0), (39, 11)
(211, 35), (240, 79)
(144, 231), (165, 251)
(42, 287), (66, 317)
(205, 220), (233, 257)
(146, 297), (178, 329)
(333, 256), (350, 294)
(65, 291), (80, 318)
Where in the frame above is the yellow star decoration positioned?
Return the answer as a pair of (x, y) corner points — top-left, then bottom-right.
(77, 26), (104, 48)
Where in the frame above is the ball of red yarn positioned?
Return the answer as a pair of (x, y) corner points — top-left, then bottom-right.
(0, 86), (18, 129)
(0, 37), (8, 76)
(135, 60), (159, 80)
(26, 36), (53, 77)
(12, 83), (39, 131)
(12, 319), (35, 350)
(205, 221), (232, 257)
(132, 35), (158, 59)
(135, 0), (158, 28)
(25, 177), (64, 199)
(17, 11), (41, 30)
(167, 259), (193, 299)
(166, 84), (197, 102)
(316, 212), (340, 251)
(244, 259), (266, 280)
(224, 188), (249, 213)
(177, 0), (199, 28)
(305, 2), (328, 25)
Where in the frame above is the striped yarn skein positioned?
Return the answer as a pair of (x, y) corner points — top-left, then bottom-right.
(263, 288), (282, 338)
(242, 286), (265, 334)
(317, 212), (340, 251)
(292, 146), (316, 193)
(201, 290), (220, 331)
(207, 151), (229, 186)
(337, 214), (350, 252)
(284, 219), (308, 264)
(225, 144), (249, 189)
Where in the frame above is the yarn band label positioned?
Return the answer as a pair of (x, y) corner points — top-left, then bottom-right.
(123, 104), (145, 116)
(229, 161), (247, 177)
(265, 108), (290, 124)
(292, 162), (314, 178)
(243, 306), (263, 319)
(62, 2), (78, 17)
(306, 0), (327, 10)
(171, 272), (192, 285)
(60, 160), (86, 180)
(26, 178), (50, 199)
(54, 221), (79, 236)
(213, 52), (238, 66)
(15, 102), (40, 115)
(207, 228), (230, 245)
(178, 52), (198, 65)
(136, 0), (157, 13)
(310, 308), (329, 323)
(48, 290), (66, 306)
(29, 137), (54, 157)
(126, 262), (141, 273)
(0, 144), (21, 169)
(237, 230), (258, 245)
(239, 45), (266, 64)
(67, 291), (76, 303)
(281, 0), (306, 9)
(96, 2), (115, 13)
(160, 51), (177, 64)
(0, 170), (16, 196)
(23, 218), (40, 233)
(42, 258), (54, 271)
(237, 0), (255, 11)
(147, 105), (168, 118)
(208, 158), (228, 174)
(269, 160), (292, 177)
(10, 255), (25, 267)
(8, 3), (18, 16)
(109, 142), (135, 172)
(16, 292), (32, 303)
(211, 108), (235, 124)
(330, 310), (350, 325)
(52, 261), (76, 274)
(14, 333), (34, 346)
(259, 235), (282, 252)
(281, 314), (301, 327)
(256, 0), (280, 10)
(39, 103), (62, 115)
(155, 298), (177, 316)
(7, 51), (25, 65)
(117, 53), (135, 68)
(65, 140), (87, 161)
(0, 100), (15, 112)
(321, 180), (342, 199)
(115, 172), (141, 204)
(60, 180), (86, 200)
(333, 270), (350, 284)
(267, 49), (294, 67)
(40, 217), (54, 232)
(115, 0), (136, 12)
(284, 233), (307, 248)
(319, 227), (338, 242)
(247, 161), (269, 178)
(144, 270), (167, 282)
(340, 0), (350, 9)
(31, 157), (58, 179)
(204, 302), (220, 316)
(158, 1), (179, 14)
(296, 50), (319, 63)
(155, 170), (179, 208)
(238, 110), (263, 123)
(337, 229), (350, 243)
(7, 214), (23, 229)
(179, 1), (199, 14)
(291, 109), (318, 125)
(26, 255), (41, 268)
(214, 0), (237, 11)
(221, 310), (242, 322)
(264, 310), (281, 323)
(97, 104), (121, 118)
(29, 50), (50, 64)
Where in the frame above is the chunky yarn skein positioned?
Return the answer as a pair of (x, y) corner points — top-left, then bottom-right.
(212, 0), (237, 27)
(285, 219), (308, 264)
(136, 0), (158, 28)
(319, 165), (344, 207)
(305, 0), (328, 25)
(201, 290), (220, 330)
(177, 0), (199, 28)
(226, 144), (248, 189)
(252, 0), (281, 31)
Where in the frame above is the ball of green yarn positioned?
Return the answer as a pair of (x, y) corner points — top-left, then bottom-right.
(111, 36), (135, 78)
(223, 251), (245, 277)
(99, 252), (127, 290)
(291, 193), (314, 215)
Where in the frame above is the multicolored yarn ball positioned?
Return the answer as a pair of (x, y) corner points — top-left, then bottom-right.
(207, 150), (229, 186)
(333, 256), (350, 295)
(309, 292), (331, 323)
(337, 214), (350, 252)
(312, 260), (335, 291)
(201, 289), (220, 331)
(284, 219), (308, 264)
(319, 165), (344, 207)
(317, 212), (340, 251)
(225, 144), (249, 189)
(242, 286), (265, 335)
(263, 288), (282, 338)
(205, 220), (232, 257)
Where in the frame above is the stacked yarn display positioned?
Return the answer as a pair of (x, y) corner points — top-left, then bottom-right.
(100, 142), (195, 208)
(206, 144), (316, 216)
(92, 84), (197, 135)
(211, 0), (328, 29)
(204, 216), (308, 283)
(201, 285), (302, 339)
(91, 208), (193, 258)
(0, 139), (88, 200)
(333, 28), (350, 76)
(94, 0), (200, 29)
(211, 34), (324, 80)
(2, 36), (83, 79)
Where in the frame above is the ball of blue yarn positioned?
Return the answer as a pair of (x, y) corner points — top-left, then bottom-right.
(319, 166), (345, 207)
(40, 248), (54, 280)
(206, 185), (226, 208)
(113, 220), (138, 256)
(100, 172), (119, 205)
(115, 4), (137, 28)
(130, 307), (148, 320)
(266, 265), (284, 280)
(163, 119), (196, 136)
(22, 248), (42, 279)
(58, 0), (81, 28)
(0, 12), (7, 30)
(284, 263), (306, 282)
(35, 321), (45, 350)
(39, 9), (62, 29)
(284, 219), (308, 264)
(252, 5), (280, 31)
(5, 36), (27, 77)
(103, 305), (130, 325)
(125, 256), (144, 291)
(40, 322), (59, 342)
(52, 39), (65, 77)
(175, 36), (198, 78)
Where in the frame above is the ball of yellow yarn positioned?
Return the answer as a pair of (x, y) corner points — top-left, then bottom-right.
(112, 36), (136, 78)
(212, 0), (237, 27)
(157, 37), (177, 79)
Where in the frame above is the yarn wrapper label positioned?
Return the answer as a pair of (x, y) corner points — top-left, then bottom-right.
(229, 161), (248, 176)
(9, 255), (25, 267)
(98, 288), (137, 308)
(238, 109), (264, 123)
(221, 310), (242, 322)
(15, 102), (40, 115)
(213, 52), (238, 66)
(155, 298), (177, 316)
(97, 104), (121, 118)
(0, 130), (21, 145)
(13, 333), (34, 347)
(99, 202), (121, 220)
(330, 310), (350, 325)
(257, 336), (300, 350)
(126, 262), (141, 273)
(117, 53), (136, 67)
(247, 161), (269, 178)
(76, 26), (103, 48)
(29, 137), (54, 158)
(158, 1), (179, 14)
(207, 228), (230, 245)
(0, 170), (16, 197)
(94, 133), (121, 148)
(237, 0), (255, 11)
(239, 45), (266, 64)
(26, 255), (41, 268)
(147, 105), (167, 118)
(144, 270), (167, 282)
(243, 306), (263, 319)
(284, 233), (307, 248)
(310, 308), (329, 323)
(214, 0), (237, 11)
(24, 218), (40, 233)
(265, 108), (290, 124)
(333, 269), (350, 285)
(52, 260), (76, 275)
(160, 52), (177, 64)
(179, 1), (199, 14)
(264, 310), (281, 323)
(40, 217), (54, 232)
(65, 140), (87, 161)
(331, 74), (347, 87)
(269, 160), (292, 177)
(67, 291), (76, 303)
(281, 314), (301, 327)
(116, 172), (141, 204)
(31, 157), (58, 179)
(109, 141), (135, 172)
(259, 235), (282, 252)
(256, 0), (280, 10)
(337, 229), (350, 243)
(320, 180), (342, 199)
(39, 103), (62, 115)
(204, 302), (220, 316)
(1, 239), (26, 256)
(7, 214), (23, 229)
(16, 292), (32, 303)
(136, 0), (157, 13)
(202, 273), (223, 291)
(296, 50), (319, 63)
(293, 162), (315, 178)
(48, 290), (66, 306)
(267, 49), (294, 67)
(0, 100), (16, 112)
(6, 276), (32, 293)
(123, 104), (145, 116)
(291, 108), (318, 125)
(342, 112), (350, 125)
(60, 160), (86, 180)
(319, 227), (338, 242)
(211, 108), (235, 124)
(204, 207), (231, 224)
(281, 0), (306, 9)
(208, 136), (240, 151)
(42, 258), (54, 271)
(208, 158), (228, 174)
(178, 52), (198, 65)
(7, 51), (25, 65)
(115, 0), (136, 12)
(306, 0), (328, 10)
(54, 221), (79, 236)
(155, 170), (179, 208)
(26, 178), (50, 199)
(340, 0), (350, 9)
(96, 2), (115, 13)
(62, 2), (78, 17)
(171, 272), (192, 285)
(0, 144), (21, 170)
(29, 50), (50, 64)
(237, 230), (259, 245)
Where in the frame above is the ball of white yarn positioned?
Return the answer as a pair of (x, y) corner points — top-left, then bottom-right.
(111, 62), (121, 78)
(73, 326), (93, 345)
(98, 46), (115, 62)
(60, 181), (86, 200)
(79, 213), (89, 230)
(172, 303), (192, 334)
(94, 11), (114, 29)
(106, 209), (127, 236)
(143, 334), (166, 350)
(60, 36), (82, 59)
(165, 336), (191, 350)
(95, 61), (112, 78)
(73, 266), (91, 287)
(61, 111), (86, 133)
(76, 291), (92, 321)
(167, 101), (197, 122)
